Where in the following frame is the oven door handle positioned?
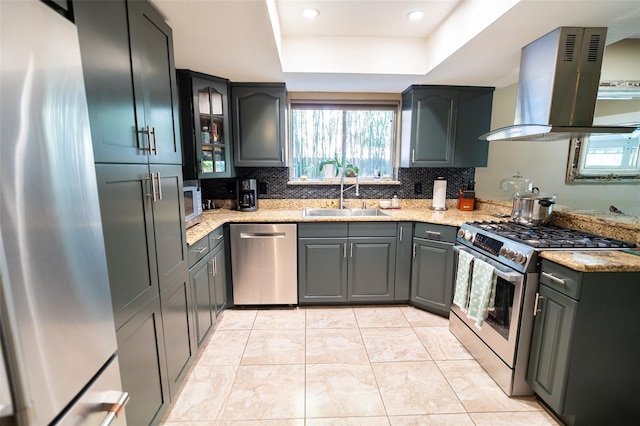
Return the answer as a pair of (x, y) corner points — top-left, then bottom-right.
(453, 246), (522, 283)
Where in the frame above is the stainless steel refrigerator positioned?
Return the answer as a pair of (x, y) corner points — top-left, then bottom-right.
(0, 1), (127, 424)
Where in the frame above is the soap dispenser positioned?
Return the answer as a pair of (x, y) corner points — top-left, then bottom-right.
(391, 192), (399, 209)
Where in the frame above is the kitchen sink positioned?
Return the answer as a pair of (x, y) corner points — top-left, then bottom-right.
(302, 208), (391, 217)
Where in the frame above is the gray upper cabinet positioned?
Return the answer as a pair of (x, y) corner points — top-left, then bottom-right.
(76, 0), (181, 165)
(231, 83), (287, 167)
(128, 0), (182, 165)
(400, 85), (493, 167)
(177, 70), (235, 179)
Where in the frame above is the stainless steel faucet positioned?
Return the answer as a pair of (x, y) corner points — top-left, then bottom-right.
(339, 166), (359, 209)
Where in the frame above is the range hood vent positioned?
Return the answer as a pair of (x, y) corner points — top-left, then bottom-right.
(482, 27), (637, 142)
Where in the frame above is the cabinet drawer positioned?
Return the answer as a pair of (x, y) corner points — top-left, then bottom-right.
(188, 235), (210, 268)
(540, 260), (582, 300)
(208, 226), (225, 250)
(414, 223), (456, 243)
(349, 223), (397, 237)
(298, 223), (348, 238)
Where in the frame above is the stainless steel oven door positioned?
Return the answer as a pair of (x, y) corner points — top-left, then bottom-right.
(451, 246), (526, 368)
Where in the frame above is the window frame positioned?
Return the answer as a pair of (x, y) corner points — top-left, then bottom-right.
(288, 99), (401, 182)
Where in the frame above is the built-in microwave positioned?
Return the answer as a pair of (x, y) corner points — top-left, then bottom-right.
(183, 180), (202, 229)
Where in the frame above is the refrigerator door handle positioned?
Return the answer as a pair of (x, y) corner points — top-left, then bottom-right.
(98, 391), (129, 426)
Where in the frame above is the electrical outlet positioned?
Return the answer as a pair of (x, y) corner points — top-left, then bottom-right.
(414, 182), (422, 195)
(258, 182), (268, 194)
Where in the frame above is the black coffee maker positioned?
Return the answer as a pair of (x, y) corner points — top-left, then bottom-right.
(237, 179), (258, 211)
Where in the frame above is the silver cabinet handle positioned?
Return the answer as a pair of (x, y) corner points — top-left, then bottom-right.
(137, 126), (153, 152)
(424, 230), (441, 236)
(412, 243), (416, 257)
(195, 246), (208, 254)
(214, 257), (218, 276)
(151, 127), (158, 155)
(350, 242), (353, 258)
(208, 260), (215, 277)
(411, 149), (415, 164)
(213, 234), (224, 240)
(399, 226), (403, 241)
(541, 271), (566, 286)
(343, 242), (347, 258)
(281, 148), (285, 162)
(99, 391), (129, 426)
(146, 173), (157, 202)
(533, 293), (544, 316)
(156, 172), (163, 200)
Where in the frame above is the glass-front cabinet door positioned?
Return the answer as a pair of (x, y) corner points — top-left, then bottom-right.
(194, 78), (233, 178)
(177, 70), (234, 180)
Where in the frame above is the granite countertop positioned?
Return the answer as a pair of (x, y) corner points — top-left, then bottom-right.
(185, 198), (640, 273)
(539, 250), (640, 272)
(186, 205), (500, 246)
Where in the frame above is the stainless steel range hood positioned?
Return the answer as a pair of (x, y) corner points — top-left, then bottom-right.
(482, 27), (637, 142)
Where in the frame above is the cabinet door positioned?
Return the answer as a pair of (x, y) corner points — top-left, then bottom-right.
(117, 296), (169, 426)
(298, 238), (348, 303)
(96, 164), (158, 330)
(394, 223), (413, 301)
(211, 242), (227, 316)
(527, 285), (577, 414)
(190, 254), (214, 348)
(76, 0), (144, 164)
(150, 165), (188, 291)
(410, 238), (454, 316)
(411, 89), (457, 166)
(160, 269), (194, 401)
(453, 88), (493, 167)
(348, 237), (397, 302)
(232, 84), (286, 167)
(128, 0), (182, 165)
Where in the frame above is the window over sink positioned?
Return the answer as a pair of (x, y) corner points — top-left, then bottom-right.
(289, 102), (398, 181)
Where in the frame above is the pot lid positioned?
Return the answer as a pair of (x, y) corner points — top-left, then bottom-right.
(499, 172), (533, 191)
(513, 190), (557, 200)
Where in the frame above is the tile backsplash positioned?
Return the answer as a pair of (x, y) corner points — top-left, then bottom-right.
(200, 167), (475, 201)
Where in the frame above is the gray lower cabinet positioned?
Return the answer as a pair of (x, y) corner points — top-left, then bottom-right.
(298, 223), (399, 303)
(117, 296), (169, 426)
(188, 227), (227, 348)
(410, 223), (456, 316)
(160, 269), (194, 401)
(527, 260), (640, 425)
(394, 222), (413, 301)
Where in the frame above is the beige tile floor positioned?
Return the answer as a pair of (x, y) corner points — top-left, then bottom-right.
(161, 305), (560, 426)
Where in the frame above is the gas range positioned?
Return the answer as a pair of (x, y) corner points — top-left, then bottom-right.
(457, 220), (636, 273)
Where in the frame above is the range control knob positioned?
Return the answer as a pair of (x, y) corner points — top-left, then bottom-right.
(464, 231), (474, 241)
(457, 229), (465, 238)
(500, 248), (516, 260)
(515, 253), (527, 264)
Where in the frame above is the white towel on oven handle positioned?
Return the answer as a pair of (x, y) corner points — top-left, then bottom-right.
(452, 250), (474, 313)
(466, 258), (497, 329)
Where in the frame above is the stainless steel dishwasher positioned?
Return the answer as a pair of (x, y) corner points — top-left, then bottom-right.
(230, 224), (298, 305)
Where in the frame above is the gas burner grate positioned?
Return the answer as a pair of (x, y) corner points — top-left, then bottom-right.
(467, 221), (636, 249)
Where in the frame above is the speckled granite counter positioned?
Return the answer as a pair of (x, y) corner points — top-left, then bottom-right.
(539, 250), (640, 272)
(186, 198), (640, 273)
(186, 203), (499, 246)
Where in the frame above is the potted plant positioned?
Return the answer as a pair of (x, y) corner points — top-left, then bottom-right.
(318, 155), (340, 178)
(343, 161), (359, 177)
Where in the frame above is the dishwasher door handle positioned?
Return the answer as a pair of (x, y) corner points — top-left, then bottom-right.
(239, 232), (287, 239)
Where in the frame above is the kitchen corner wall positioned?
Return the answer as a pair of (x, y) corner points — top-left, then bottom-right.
(476, 83), (640, 213)
(201, 167), (475, 201)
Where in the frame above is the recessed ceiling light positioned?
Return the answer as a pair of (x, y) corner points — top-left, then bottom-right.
(303, 8), (320, 19)
(407, 10), (424, 21)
